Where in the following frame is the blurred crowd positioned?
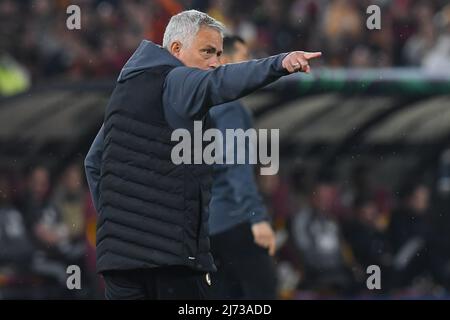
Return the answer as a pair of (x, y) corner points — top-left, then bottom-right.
(0, 162), (100, 299)
(2, 0), (450, 96)
(2, 0), (450, 300)
(259, 159), (450, 299)
(2, 157), (450, 299)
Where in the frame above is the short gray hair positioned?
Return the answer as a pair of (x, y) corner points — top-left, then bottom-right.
(162, 10), (226, 49)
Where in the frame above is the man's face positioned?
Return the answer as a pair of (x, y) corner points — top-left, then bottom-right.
(311, 184), (336, 214)
(30, 167), (50, 200)
(410, 185), (430, 214)
(171, 26), (223, 70)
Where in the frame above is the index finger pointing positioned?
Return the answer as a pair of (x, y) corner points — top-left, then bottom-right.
(303, 52), (322, 60)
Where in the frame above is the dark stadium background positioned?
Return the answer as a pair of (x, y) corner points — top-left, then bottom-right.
(1, 0), (450, 299)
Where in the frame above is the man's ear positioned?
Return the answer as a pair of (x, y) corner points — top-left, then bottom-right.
(169, 41), (182, 57)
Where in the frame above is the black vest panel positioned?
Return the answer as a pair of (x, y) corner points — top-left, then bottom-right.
(97, 66), (215, 273)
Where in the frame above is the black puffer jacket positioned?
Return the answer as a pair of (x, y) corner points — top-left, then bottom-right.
(97, 65), (214, 273)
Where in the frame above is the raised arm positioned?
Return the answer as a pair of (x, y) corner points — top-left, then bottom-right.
(164, 51), (321, 120)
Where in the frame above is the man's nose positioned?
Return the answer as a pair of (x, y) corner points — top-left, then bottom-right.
(209, 57), (221, 69)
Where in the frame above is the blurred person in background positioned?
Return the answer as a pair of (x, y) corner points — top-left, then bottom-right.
(342, 193), (393, 294)
(423, 4), (450, 72)
(389, 0), (417, 66)
(51, 163), (90, 293)
(388, 181), (440, 293)
(288, 173), (356, 296)
(274, 162), (312, 299)
(258, 171), (293, 229)
(0, 171), (34, 299)
(52, 163), (86, 253)
(20, 165), (67, 250)
(340, 162), (392, 222)
(208, 35), (277, 300)
(287, 161), (311, 215)
(52, 162), (101, 297)
(403, 2), (437, 66)
(18, 165), (69, 298)
(321, 0), (363, 67)
(430, 149), (450, 292)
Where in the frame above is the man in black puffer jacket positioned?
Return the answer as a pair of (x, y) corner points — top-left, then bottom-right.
(85, 9), (321, 299)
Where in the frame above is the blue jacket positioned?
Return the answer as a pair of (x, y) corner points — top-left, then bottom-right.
(208, 102), (269, 235)
(85, 40), (288, 213)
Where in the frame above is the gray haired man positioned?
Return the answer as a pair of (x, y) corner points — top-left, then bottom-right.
(85, 10), (321, 299)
